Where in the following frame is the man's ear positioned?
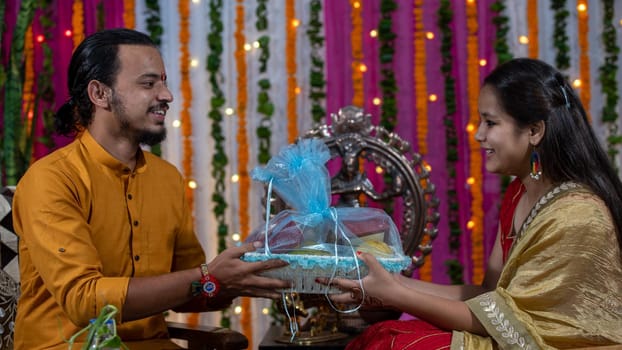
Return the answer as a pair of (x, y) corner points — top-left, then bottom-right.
(529, 120), (546, 145)
(87, 80), (111, 109)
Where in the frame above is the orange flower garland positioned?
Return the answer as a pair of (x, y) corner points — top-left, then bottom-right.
(413, 0), (432, 281)
(22, 25), (35, 135)
(286, 0), (298, 143)
(234, 1), (252, 345)
(178, 0), (194, 213)
(123, 0), (135, 29)
(350, 0), (364, 107)
(413, 0), (428, 156)
(527, 0), (539, 58)
(179, 0), (196, 328)
(72, 0), (84, 49)
(466, 0), (485, 285)
(577, 0), (591, 121)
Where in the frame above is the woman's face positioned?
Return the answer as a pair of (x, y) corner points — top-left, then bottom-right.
(475, 85), (532, 178)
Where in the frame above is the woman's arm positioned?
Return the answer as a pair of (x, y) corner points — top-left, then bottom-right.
(395, 228), (503, 300)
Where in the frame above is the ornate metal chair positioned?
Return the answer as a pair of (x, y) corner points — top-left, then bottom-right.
(0, 187), (248, 350)
(259, 105), (440, 347)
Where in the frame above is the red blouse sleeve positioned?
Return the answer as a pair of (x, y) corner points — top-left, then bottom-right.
(499, 178), (523, 262)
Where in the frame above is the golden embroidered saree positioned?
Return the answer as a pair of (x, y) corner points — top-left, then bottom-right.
(453, 184), (622, 349)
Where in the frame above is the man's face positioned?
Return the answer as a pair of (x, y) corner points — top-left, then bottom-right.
(109, 45), (173, 146)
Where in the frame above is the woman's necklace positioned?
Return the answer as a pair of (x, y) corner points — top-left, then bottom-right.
(513, 181), (580, 243)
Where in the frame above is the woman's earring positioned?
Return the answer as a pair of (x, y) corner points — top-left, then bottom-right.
(530, 149), (542, 180)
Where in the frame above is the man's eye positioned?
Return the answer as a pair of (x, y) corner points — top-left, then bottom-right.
(143, 81), (155, 88)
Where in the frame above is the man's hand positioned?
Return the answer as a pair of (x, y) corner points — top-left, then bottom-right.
(207, 241), (291, 299)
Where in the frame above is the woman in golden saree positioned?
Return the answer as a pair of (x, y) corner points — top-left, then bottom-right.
(324, 58), (622, 349)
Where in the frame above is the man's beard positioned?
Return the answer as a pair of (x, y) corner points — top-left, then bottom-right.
(110, 92), (167, 146)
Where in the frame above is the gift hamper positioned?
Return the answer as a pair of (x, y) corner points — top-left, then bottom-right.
(241, 139), (411, 294)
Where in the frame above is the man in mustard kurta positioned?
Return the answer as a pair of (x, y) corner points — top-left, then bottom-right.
(12, 28), (289, 350)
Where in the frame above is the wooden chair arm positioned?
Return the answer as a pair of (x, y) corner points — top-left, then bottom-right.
(167, 321), (248, 350)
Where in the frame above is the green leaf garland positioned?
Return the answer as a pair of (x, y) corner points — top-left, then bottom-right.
(551, 0), (570, 71)
(438, 0), (463, 285)
(2, 0), (36, 186)
(144, 0), (163, 156)
(599, 0), (620, 163)
(36, 0), (56, 152)
(307, 0), (326, 125)
(490, 1), (513, 64)
(255, 0), (273, 165)
(378, 0), (398, 132)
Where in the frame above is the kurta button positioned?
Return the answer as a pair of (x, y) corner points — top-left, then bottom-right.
(134, 255), (140, 261)
(133, 220), (139, 226)
(127, 194), (133, 200)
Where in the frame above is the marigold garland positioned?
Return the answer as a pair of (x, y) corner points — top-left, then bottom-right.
(72, 0), (84, 49)
(350, 0), (364, 107)
(413, 0), (431, 281)
(438, 0), (463, 284)
(526, 0), (539, 58)
(466, 0), (485, 285)
(22, 25), (35, 135)
(413, 0), (427, 156)
(178, 0), (194, 213)
(577, 0), (590, 121)
(234, 1), (252, 345)
(123, 0), (134, 28)
(285, 0), (297, 143)
(599, 0), (620, 162)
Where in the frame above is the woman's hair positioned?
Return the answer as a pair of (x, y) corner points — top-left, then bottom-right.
(55, 28), (157, 136)
(484, 57), (622, 253)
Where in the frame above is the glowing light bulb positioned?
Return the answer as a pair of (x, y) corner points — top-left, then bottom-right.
(262, 308), (270, 315)
(295, 86), (301, 94)
(426, 32), (435, 40)
(375, 166), (383, 174)
(359, 64), (367, 72)
(372, 97), (382, 105)
(244, 43), (252, 51)
(190, 58), (199, 68)
(172, 120), (181, 128)
(232, 233), (241, 241)
(36, 35), (45, 43)
(353, 1), (361, 9)
(577, 3), (587, 12)
(479, 59), (487, 67)
(573, 79), (582, 88)
(234, 306), (242, 314)
(467, 220), (475, 229)
(231, 174), (240, 183)
(466, 123), (475, 133)
(188, 180), (197, 189)
(64, 30), (72, 37)
(291, 19), (300, 28)
(467, 177), (475, 185)
(225, 107), (235, 115)
(369, 30), (378, 38)
(519, 35), (529, 44)
(428, 94), (438, 102)
(253, 41), (260, 48)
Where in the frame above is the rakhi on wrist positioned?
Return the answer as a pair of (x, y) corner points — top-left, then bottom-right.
(191, 263), (220, 298)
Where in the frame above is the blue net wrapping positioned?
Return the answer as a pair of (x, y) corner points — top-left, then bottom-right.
(242, 138), (411, 275)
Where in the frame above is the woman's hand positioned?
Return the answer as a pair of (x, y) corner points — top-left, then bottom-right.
(319, 251), (403, 308)
(207, 241), (291, 299)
